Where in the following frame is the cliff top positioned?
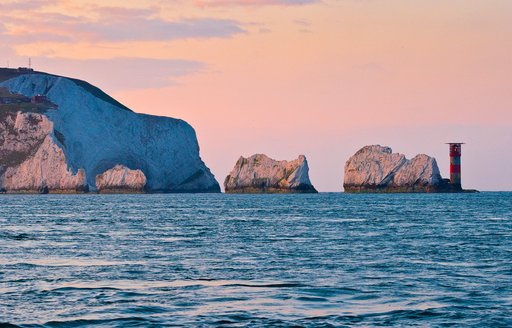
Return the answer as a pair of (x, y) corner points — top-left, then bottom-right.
(238, 153), (306, 165)
(0, 68), (131, 112)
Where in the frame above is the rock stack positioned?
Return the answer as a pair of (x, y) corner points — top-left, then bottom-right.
(343, 145), (448, 192)
(225, 154), (317, 193)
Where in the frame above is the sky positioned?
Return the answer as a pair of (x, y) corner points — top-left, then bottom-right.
(1, 0), (511, 191)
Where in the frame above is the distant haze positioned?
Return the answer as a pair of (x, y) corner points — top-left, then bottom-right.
(1, 0), (511, 191)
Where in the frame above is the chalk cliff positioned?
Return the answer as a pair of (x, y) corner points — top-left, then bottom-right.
(0, 111), (87, 193)
(0, 69), (220, 193)
(344, 145), (445, 192)
(224, 154), (317, 193)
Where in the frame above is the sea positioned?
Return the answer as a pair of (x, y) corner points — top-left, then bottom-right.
(0, 193), (511, 327)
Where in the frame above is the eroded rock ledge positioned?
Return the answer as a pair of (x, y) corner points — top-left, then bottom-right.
(224, 154), (317, 193)
(96, 165), (146, 193)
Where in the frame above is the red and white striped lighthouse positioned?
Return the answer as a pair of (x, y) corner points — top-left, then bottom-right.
(447, 143), (464, 187)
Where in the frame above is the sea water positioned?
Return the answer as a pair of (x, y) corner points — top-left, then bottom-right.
(0, 193), (511, 327)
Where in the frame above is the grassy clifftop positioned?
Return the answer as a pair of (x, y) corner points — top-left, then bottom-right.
(0, 68), (131, 112)
(0, 87), (51, 114)
(0, 68), (24, 83)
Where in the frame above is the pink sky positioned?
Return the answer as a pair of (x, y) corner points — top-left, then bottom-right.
(1, 0), (511, 191)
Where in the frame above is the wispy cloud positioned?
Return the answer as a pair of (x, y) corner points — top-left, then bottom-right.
(34, 57), (207, 90)
(196, 0), (319, 7)
(293, 19), (312, 33)
(0, 0), (48, 11)
(0, 45), (14, 59)
(84, 18), (245, 42)
(293, 19), (311, 27)
(0, 4), (245, 44)
(0, 3), (240, 86)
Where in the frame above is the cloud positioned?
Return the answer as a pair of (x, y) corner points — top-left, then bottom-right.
(293, 19), (311, 27)
(2, 32), (72, 43)
(293, 19), (312, 33)
(0, 0), (48, 11)
(0, 45), (15, 59)
(90, 6), (157, 19)
(196, 0), (319, 6)
(0, 5), (245, 44)
(0, 23), (15, 58)
(83, 18), (245, 42)
(32, 57), (206, 90)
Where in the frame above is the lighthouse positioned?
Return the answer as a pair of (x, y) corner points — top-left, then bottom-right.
(447, 143), (464, 189)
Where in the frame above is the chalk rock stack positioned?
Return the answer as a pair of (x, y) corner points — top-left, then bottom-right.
(95, 165), (146, 193)
(343, 145), (443, 192)
(224, 154), (317, 193)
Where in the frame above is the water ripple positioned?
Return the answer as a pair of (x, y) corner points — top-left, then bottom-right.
(0, 192), (511, 327)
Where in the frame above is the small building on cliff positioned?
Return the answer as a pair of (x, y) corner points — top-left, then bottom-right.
(31, 94), (47, 104)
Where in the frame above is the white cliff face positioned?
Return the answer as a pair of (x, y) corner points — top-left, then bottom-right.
(0, 111), (51, 155)
(0, 111), (86, 193)
(344, 145), (443, 192)
(224, 154), (317, 193)
(0, 73), (219, 192)
(96, 165), (146, 193)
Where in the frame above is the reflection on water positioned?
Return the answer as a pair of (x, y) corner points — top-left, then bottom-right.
(0, 193), (511, 327)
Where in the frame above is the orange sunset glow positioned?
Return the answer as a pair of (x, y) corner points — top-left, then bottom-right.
(2, 0), (511, 191)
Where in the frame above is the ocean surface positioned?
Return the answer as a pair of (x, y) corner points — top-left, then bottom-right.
(0, 193), (511, 327)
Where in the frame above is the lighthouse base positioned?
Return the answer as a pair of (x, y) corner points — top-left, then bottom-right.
(432, 179), (479, 193)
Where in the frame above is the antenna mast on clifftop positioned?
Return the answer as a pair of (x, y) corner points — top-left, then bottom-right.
(29, 57), (31, 70)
